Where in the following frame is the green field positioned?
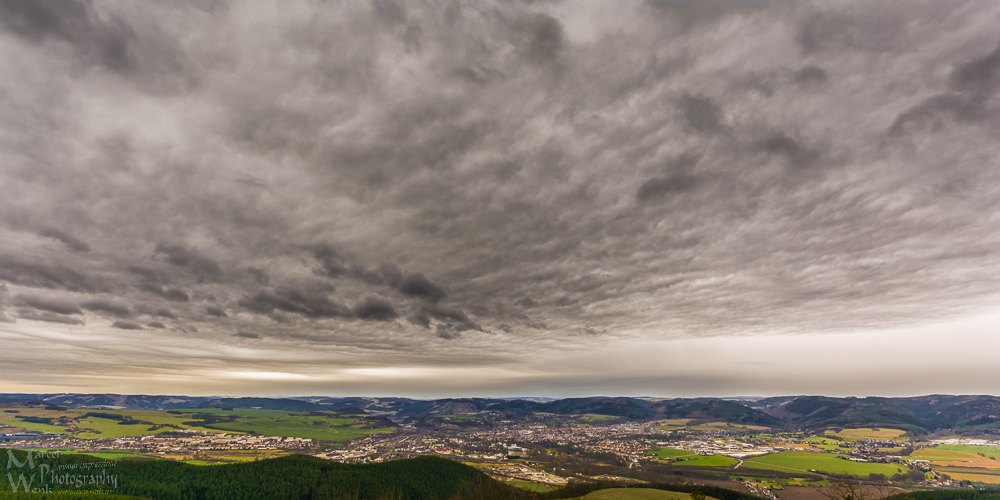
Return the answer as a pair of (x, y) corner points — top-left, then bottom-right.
(579, 489), (717, 500)
(742, 451), (901, 476)
(673, 455), (738, 467)
(937, 445), (1000, 461)
(644, 448), (696, 459)
(505, 480), (559, 492)
(0, 406), (395, 442)
(832, 428), (907, 441)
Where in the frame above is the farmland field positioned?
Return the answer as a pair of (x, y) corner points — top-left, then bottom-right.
(910, 447), (1000, 470)
(944, 472), (1000, 485)
(832, 428), (907, 441)
(0, 405), (394, 442)
(936, 445), (1000, 461)
(506, 481), (559, 492)
(673, 455), (738, 467)
(742, 451), (901, 476)
(579, 489), (717, 500)
(644, 448), (695, 458)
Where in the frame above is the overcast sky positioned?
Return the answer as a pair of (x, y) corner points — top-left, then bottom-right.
(1, 0), (1000, 399)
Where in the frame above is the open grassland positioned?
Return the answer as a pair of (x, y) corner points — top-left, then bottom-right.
(673, 455), (738, 467)
(578, 489), (718, 500)
(688, 422), (771, 431)
(205, 416), (392, 441)
(910, 447), (1000, 470)
(937, 445), (1000, 461)
(944, 472), (1000, 484)
(743, 451), (901, 476)
(644, 448), (696, 458)
(581, 414), (618, 422)
(505, 481), (559, 492)
(832, 428), (907, 441)
(0, 405), (393, 442)
(656, 419), (692, 429)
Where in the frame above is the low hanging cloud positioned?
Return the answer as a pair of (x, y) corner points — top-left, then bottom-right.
(238, 288), (353, 319)
(111, 320), (143, 330)
(81, 299), (132, 318)
(154, 244), (223, 281)
(205, 306), (227, 318)
(39, 228), (91, 253)
(353, 294), (399, 321)
(398, 273), (448, 303)
(14, 294), (83, 315)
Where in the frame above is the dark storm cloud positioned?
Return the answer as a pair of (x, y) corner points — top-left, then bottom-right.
(0, 0), (137, 72)
(38, 228), (90, 253)
(0, 255), (108, 293)
(247, 266), (269, 286)
(950, 41), (1000, 94)
(111, 320), (143, 330)
(81, 299), (132, 318)
(147, 321), (165, 329)
(138, 283), (190, 302)
(15, 309), (84, 325)
(398, 273), (447, 303)
(154, 244), (223, 280)
(412, 304), (481, 333)
(353, 294), (398, 321)
(238, 288), (353, 319)
(2, 0), (1000, 396)
(234, 331), (260, 339)
(794, 66), (828, 86)
(134, 306), (177, 320)
(126, 266), (171, 285)
(205, 305), (227, 317)
(14, 294), (82, 315)
(678, 94), (723, 133)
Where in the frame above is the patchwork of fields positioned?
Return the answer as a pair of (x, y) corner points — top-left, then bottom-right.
(0, 405), (394, 441)
(743, 451), (902, 476)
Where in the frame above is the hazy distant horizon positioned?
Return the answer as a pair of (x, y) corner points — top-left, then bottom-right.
(2, 1), (1000, 398)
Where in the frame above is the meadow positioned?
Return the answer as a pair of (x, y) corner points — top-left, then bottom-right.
(643, 448), (695, 459)
(0, 405), (394, 442)
(831, 428), (908, 441)
(742, 451), (902, 476)
(578, 489), (717, 500)
(673, 455), (738, 467)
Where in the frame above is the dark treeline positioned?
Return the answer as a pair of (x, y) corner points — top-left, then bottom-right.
(885, 491), (1000, 500)
(0, 449), (770, 500)
(537, 481), (764, 500)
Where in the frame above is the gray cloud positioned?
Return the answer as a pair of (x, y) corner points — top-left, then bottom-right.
(205, 305), (227, 317)
(14, 294), (82, 315)
(1, 0), (999, 396)
(16, 309), (84, 325)
(81, 299), (132, 318)
(138, 283), (190, 302)
(238, 288), (352, 319)
(0, 255), (107, 293)
(147, 321), (166, 329)
(398, 273), (448, 303)
(154, 244), (223, 281)
(39, 228), (90, 253)
(111, 320), (143, 330)
(353, 294), (398, 321)
(247, 266), (269, 286)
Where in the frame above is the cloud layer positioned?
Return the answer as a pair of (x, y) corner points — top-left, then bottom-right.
(1, 0), (999, 396)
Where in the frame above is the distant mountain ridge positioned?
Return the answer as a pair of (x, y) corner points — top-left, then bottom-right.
(4, 393), (999, 434)
(750, 394), (1000, 433)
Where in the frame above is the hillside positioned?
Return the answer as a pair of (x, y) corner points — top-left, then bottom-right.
(0, 450), (529, 500)
(750, 395), (1000, 434)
